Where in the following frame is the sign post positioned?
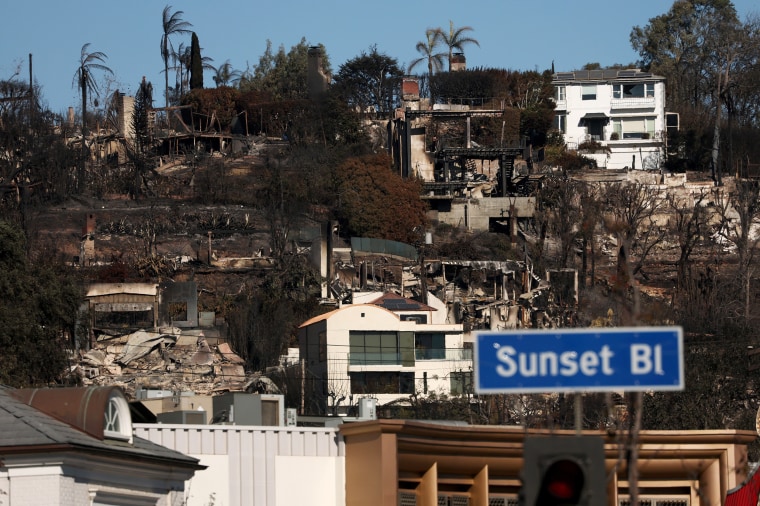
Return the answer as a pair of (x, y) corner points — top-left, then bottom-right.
(478, 327), (684, 505)
(474, 326), (683, 394)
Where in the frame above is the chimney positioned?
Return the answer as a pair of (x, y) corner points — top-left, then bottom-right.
(451, 52), (466, 72)
(83, 213), (96, 236)
(307, 46), (330, 99)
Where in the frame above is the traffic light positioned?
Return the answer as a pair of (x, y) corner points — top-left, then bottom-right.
(520, 435), (607, 506)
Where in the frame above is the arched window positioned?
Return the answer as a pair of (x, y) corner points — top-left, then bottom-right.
(104, 390), (132, 443)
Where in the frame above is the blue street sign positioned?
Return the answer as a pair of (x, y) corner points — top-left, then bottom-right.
(474, 327), (684, 394)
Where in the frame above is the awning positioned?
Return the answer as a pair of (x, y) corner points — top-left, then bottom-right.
(582, 112), (608, 119)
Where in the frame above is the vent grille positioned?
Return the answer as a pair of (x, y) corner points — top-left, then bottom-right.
(489, 497), (519, 506)
(399, 491), (416, 506)
(399, 493), (519, 506)
(619, 499), (688, 506)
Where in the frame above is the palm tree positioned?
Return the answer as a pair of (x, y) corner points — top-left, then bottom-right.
(72, 43), (112, 190)
(173, 42), (190, 97)
(160, 5), (192, 109)
(72, 43), (113, 138)
(440, 21), (480, 71)
(408, 28), (446, 80)
(212, 60), (241, 87)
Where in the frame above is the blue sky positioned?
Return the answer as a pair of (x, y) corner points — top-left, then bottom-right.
(2, 0), (758, 114)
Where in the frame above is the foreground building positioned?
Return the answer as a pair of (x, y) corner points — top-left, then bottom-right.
(0, 386), (202, 506)
(135, 418), (758, 506)
(552, 68), (674, 171)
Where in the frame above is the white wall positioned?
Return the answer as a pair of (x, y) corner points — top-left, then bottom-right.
(275, 456), (344, 506)
(134, 424), (345, 506)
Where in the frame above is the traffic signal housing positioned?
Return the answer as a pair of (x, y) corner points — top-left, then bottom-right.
(521, 435), (607, 506)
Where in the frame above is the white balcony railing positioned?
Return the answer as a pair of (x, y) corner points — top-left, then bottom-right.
(610, 97), (656, 109)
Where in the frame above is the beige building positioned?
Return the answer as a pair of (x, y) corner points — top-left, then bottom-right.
(339, 420), (756, 506)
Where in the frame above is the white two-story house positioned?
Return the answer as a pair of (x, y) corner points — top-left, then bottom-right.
(553, 69), (672, 171)
(298, 292), (471, 413)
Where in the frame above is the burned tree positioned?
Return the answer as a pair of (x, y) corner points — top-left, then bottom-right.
(714, 180), (760, 319)
(666, 189), (711, 289)
(602, 182), (666, 324)
(129, 77), (155, 197)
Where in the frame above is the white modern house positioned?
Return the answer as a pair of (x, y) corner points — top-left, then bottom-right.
(299, 292), (472, 412)
(553, 69), (674, 171)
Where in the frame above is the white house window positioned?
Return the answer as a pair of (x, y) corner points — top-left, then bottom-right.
(581, 84), (597, 100)
(555, 85), (566, 101)
(553, 113), (566, 133)
(612, 117), (656, 139)
(104, 391), (132, 442)
(613, 83), (655, 99)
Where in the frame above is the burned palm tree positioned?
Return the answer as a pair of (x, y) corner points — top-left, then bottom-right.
(160, 5), (192, 109)
(72, 43), (112, 188)
(72, 43), (112, 138)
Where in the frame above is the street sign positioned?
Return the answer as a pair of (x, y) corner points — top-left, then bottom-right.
(474, 326), (683, 394)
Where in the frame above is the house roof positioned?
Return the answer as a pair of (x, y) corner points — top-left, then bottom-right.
(298, 294), (437, 329)
(553, 69), (665, 83)
(368, 292), (436, 312)
(298, 306), (343, 328)
(0, 386), (201, 468)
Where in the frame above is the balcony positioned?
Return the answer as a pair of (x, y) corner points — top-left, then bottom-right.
(347, 348), (473, 366)
(611, 97), (655, 110)
(607, 131), (663, 143)
(415, 348), (473, 361)
(348, 352), (402, 366)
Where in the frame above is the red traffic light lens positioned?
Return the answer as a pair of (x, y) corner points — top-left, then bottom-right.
(542, 459), (585, 501)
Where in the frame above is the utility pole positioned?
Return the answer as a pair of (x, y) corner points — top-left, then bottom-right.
(28, 54), (33, 119)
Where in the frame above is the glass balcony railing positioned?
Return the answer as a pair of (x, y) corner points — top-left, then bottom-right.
(415, 348), (473, 361)
(347, 348), (473, 365)
(348, 352), (402, 366)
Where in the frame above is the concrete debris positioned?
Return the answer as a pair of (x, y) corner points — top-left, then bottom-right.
(73, 327), (263, 400)
(244, 376), (281, 394)
(190, 338), (214, 366)
(217, 342), (245, 365)
(116, 330), (175, 365)
(82, 349), (106, 366)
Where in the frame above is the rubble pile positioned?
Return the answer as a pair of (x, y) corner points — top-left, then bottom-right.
(73, 328), (254, 399)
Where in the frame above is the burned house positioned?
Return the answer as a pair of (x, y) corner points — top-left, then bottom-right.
(85, 283), (159, 344)
(390, 87), (542, 233)
(84, 280), (213, 344)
